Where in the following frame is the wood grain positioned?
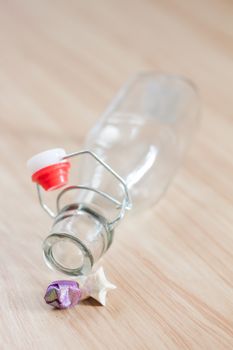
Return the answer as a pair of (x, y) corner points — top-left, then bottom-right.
(0, 0), (232, 349)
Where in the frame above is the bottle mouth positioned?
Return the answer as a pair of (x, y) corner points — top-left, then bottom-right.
(43, 203), (114, 276)
(43, 233), (94, 276)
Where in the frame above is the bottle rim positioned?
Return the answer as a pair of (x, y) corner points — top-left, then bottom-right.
(43, 203), (114, 276)
(43, 232), (94, 276)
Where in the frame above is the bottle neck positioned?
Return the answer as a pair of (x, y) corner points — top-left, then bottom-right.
(43, 203), (114, 276)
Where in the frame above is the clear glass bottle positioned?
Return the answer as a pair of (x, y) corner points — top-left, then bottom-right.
(41, 72), (200, 276)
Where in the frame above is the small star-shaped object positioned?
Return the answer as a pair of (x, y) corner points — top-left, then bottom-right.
(80, 267), (116, 306)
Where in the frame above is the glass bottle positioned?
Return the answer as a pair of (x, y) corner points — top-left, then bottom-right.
(28, 72), (200, 276)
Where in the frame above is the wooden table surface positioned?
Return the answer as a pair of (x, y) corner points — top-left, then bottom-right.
(0, 0), (232, 349)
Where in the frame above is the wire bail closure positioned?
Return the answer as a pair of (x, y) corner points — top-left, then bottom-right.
(35, 150), (131, 228)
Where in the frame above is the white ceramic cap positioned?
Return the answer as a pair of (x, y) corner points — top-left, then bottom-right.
(27, 148), (67, 174)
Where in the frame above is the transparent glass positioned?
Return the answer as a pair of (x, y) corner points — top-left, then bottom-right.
(43, 72), (200, 276)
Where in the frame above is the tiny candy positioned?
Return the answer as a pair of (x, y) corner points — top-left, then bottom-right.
(79, 266), (116, 306)
(44, 280), (81, 309)
(44, 267), (116, 309)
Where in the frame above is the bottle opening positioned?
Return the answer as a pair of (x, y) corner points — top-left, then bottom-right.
(43, 203), (114, 276)
(43, 233), (93, 276)
(51, 238), (84, 270)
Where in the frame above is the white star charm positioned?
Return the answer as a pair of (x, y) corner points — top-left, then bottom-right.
(78, 267), (116, 306)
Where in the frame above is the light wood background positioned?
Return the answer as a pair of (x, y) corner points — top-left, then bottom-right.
(0, 0), (232, 349)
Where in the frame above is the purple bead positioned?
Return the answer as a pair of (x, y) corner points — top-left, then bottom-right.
(44, 280), (82, 309)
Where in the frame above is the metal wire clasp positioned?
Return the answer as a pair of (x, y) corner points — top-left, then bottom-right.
(36, 150), (131, 227)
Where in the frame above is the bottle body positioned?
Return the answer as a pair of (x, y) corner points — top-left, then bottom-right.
(78, 73), (199, 209)
(43, 72), (199, 276)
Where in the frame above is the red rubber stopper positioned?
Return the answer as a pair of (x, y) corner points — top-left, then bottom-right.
(32, 161), (71, 191)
